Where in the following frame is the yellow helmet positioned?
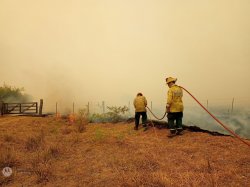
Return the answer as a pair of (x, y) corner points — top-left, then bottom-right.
(166, 77), (177, 84)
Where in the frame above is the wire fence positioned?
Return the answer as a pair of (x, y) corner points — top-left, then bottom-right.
(40, 98), (250, 139)
(43, 101), (134, 116)
(42, 97), (250, 116)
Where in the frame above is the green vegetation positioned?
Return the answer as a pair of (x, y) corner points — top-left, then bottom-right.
(89, 106), (129, 123)
(0, 84), (31, 103)
(94, 127), (107, 141)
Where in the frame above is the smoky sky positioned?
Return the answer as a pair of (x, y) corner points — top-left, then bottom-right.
(1, 0), (250, 112)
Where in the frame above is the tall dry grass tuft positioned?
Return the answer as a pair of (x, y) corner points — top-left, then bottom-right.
(3, 134), (15, 142)
(76, 108), (89, 133)
(44, 144), (61, 160)
(0, 174), (14, 186)
(32, 161), (53, 184)
(119, 172), (168, 187)
(30, 145), (59, 184)
(75, 120), (87, 133)
(206, 157), (216, 187)
(25, 130), (45, 151)
(61, 127), (72, 135)
(0, 147), (19, 168)
(93, 127), (107, 141)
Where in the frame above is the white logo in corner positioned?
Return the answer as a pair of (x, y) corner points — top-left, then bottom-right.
(2, 167), (13, 177)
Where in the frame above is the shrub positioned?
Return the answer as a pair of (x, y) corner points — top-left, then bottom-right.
(0, 84), (31, 103)
(106, 106), (129, 122)
(89, 106), (129, 123)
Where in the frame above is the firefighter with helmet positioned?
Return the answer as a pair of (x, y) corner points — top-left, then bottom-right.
(166, 77), (184, 137)
(133, 93), (148, 131)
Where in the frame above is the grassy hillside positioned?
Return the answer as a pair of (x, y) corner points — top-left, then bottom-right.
(0, 116), (249, 186)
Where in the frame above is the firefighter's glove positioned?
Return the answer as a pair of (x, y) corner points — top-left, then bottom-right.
(166, 105), (170, 113)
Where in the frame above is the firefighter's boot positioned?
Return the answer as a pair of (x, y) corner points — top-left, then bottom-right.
(167, 129), (176, 138)
(176, 128), (183, 135)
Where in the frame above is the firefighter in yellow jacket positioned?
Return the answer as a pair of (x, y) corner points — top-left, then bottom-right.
(166, 77), (184, 137)
(133, 93), (148, 131)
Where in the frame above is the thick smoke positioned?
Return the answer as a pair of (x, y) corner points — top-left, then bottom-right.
(184, 106), (250, 139)
(146, 103), (250, 139)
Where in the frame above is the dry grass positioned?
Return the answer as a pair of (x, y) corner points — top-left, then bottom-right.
(0, 147), (19, 169)
(76, 109), (89, 133)
(0, 116), (249, 186)
(0, 147), (18, 186)
(3, 134), (15, 142)
(25, 130), (45, 151)
(61, 126), (72, 135)
(75, 120), (87, 133)
(0, 173), (14, 186)
(30, 149), (55, 183)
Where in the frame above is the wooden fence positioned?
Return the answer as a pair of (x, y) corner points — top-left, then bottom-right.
(0, 99), (43, 115)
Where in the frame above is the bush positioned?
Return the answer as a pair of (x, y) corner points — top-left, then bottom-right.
(89, 106), (129, 123)
(0, 84), (31, 103)
(106, 106), (129, 122)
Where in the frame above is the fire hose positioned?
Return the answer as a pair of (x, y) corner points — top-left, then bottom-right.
(146, 86), (250, 147)
(146, 107), (167, 120)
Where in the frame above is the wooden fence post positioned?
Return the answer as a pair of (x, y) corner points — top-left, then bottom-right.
(39, 99), (43, 116)
(36, 102), (38, 114)
(87, 102), (90, 115)
(128, 101), (131, 115)
(231, 98), (234, 114)
(102, 101), (105, 113)
(0, 101), (3, 116)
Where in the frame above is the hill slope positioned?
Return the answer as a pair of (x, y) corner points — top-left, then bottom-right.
(0, 116), (249, 186)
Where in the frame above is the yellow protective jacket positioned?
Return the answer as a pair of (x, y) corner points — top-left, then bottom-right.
(167, 84), (184, 112)
(134, 96), (147, 112)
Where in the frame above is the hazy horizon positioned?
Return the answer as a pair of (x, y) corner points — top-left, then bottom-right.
(1, 0), (250, 113)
